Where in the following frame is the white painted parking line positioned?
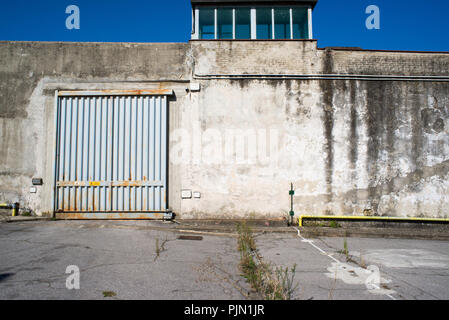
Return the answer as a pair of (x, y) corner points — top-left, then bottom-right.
(293, 227), (397, 300)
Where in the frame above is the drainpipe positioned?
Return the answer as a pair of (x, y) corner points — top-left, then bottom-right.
(194, 73), (449, 82)
(0, 203), (20, 217)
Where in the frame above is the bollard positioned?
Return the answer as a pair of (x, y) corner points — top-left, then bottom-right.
(12, 203), (20, 217)
(0, 203), (19, 217)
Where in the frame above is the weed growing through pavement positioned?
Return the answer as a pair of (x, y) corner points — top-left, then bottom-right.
(237, 221), (298, 300)
(102, 291), (116, 298)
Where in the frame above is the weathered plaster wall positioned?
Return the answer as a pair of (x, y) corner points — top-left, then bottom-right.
(316, 79), (449, 217)
(0, 41), (190, 215)
(179, 41), (449, 218)
(1, 40), (448, 219)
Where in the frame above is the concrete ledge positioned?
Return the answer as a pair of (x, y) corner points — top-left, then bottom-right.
(300, 226), (449, 241)
(173, 222), (449, 240)
(1, 216), (52, 223)
(2, 218), (448, 241)
(298, 215), (449, 227)
(172, 218), (293, 234)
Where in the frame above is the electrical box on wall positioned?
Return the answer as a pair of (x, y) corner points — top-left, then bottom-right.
(181, 190), (192, 199)
(190, 83), (201, 92)
(32, 178), (43, 186)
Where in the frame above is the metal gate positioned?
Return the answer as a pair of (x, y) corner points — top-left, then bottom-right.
(53, 90), (172, 219)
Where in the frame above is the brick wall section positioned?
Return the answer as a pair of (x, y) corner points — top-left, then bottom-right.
(319, 49), (449, 76)
(192, 40), (321, 75)
(191, 41), (449, 76)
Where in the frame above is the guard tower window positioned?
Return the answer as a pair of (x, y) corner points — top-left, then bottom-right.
(256, 7), (273, 39)
(292, 7), (309, 39)
(199, 7), (215, 39)
(274, 8), (291, 39)
(193, 3), (314, 40)
(217, 8), (233, 39)
(235, 7), (251, 39)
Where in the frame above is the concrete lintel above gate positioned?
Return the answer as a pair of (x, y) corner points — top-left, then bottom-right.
(58, 89), (174, 97)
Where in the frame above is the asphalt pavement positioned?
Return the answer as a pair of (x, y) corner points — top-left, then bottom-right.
(1, 220), (448, 300)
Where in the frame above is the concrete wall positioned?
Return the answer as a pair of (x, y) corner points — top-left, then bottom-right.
(1, 40), (449, 219)
(0, 41), (190, 215)
(180, 41), (449, 218)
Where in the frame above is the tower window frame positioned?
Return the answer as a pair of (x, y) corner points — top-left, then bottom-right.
(194, 5), (312, 40)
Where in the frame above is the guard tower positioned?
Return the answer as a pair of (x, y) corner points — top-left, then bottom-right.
(191, 0), (318, 40)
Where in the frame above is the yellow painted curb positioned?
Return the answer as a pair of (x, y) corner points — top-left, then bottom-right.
(298, 215), (449, 227)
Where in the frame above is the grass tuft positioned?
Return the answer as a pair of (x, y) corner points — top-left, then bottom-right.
(102, 291), (116, 298)
(237, 221), (298, 300)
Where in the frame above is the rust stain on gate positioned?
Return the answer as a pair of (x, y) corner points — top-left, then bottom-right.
(54, 93), (169, 219)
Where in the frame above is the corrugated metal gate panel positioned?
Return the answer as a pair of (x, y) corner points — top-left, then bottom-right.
(54, 95), (167, 214)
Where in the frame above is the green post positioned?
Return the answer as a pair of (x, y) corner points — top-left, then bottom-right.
(289, 183), (295, 226)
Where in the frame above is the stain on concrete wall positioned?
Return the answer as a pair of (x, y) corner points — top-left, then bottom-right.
(0, 41), (189, 214)
(1, 40), (448, 219)
(320, 49), (335, 208)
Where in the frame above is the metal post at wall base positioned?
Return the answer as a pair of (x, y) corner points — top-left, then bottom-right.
(288, 183), (295, 226)
(0, 203), (19, 217)
(12, 203), (19, 217)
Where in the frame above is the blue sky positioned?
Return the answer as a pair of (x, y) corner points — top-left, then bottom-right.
(0, 0), (448, 51)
